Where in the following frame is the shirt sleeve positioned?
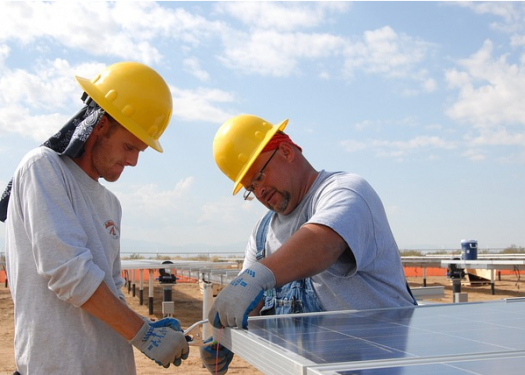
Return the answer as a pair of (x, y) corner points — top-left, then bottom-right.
(308, 176), (377, 274)
(13, 152), (105, 307)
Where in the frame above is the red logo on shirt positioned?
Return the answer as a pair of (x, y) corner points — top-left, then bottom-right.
(104, 220), (120, 239)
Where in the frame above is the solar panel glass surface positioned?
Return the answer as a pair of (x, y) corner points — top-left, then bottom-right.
(222, 300), (525, 374)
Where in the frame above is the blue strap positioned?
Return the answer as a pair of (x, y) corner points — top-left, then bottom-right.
(255, 211), (274, 260)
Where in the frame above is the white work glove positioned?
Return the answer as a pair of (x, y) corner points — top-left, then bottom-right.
(129, 319), (189, 368)
(208, 262), (276, 329)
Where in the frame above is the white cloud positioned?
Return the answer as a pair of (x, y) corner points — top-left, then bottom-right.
(342, 135), (456, 159)
(445, 40), (525, 129)
(0, 106), (68, 141)
(343, 26), (433, 84)
(457, 1), (525, 33)
(469, 128), (525, 147)
(0, 55), (235, 141)
(372, 136), (456, 157)
(218, 29), (345, 76)
(353, 117), (419, 132)
(0, 59), (100, 110)
(183, 57), (210, 82)
(217, 22), (435, 85)
(461, 147), (486, 162)
(423, 77), (437, 92)
(115, 178), (194, 218)
(510, 34), (525, 47)
(172, 87), (237, 123)
(0, 2), (222, 65)
(215, 1), (350, 32)
(114, 178), (265, 246)
(0, 59), (106, 140)
(215, 3), (434, 87)
(341, 139), (366, 152)
(0, 43), (9, 66)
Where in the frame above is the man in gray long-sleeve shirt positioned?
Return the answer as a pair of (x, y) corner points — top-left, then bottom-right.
(3, 62), (189, 374)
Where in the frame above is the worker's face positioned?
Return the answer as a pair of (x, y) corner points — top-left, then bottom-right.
(91, 119), (148, 182)
(242, 148), (292, 215)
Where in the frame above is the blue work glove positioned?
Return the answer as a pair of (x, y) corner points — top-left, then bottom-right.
(129, 319), (189, 368)
(149, 317), (183, 331)
(200, 337), (234, 375)
(208, 262), (275, 329)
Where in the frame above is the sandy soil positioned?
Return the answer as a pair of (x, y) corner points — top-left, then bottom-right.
(1, 273), (524, 375)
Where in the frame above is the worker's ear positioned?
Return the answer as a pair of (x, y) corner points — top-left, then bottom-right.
(92, 115), (113, 136)
(279, 142), (295, 161)
(96, 115), (110, 130)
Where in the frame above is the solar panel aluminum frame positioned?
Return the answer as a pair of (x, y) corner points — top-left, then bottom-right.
(305, 350), (525, 374)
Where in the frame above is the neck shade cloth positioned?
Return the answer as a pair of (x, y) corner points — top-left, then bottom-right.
(0, 95), (105, 222)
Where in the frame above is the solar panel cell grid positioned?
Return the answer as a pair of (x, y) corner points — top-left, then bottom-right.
(221, 300), (525, 374)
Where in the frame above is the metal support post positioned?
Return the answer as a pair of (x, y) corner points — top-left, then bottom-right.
(202, 281), (214, 340)
(148, 270), (154, 315)
(162, 284), (175, 318)
(139, 269), (144, 306)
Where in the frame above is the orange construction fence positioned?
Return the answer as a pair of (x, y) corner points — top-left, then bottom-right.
(121, 269), (199, 283)
(2, 267), (523, 286)
(404, 267), (525, 278)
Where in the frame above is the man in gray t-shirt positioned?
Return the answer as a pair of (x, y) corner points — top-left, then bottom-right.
(210, 114), (416, 324)
(202, 114), (416, 375)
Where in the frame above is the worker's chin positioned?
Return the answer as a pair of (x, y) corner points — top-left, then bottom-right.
(103, 172), (122, 182)
(266, 194), (289, 214)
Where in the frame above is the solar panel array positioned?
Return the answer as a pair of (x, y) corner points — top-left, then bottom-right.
(217, 299), (525, 374)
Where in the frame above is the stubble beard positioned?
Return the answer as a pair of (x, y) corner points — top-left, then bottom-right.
(91, 137), (123, 183)
(268, 191), (290, 214)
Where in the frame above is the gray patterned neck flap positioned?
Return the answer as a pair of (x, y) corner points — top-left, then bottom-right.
(0, 95), (105, 222)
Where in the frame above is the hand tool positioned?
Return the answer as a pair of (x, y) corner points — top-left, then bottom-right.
(183, 319), (216, 347)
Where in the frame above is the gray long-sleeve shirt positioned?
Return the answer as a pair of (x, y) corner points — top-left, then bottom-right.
(5, 147), (135, 374)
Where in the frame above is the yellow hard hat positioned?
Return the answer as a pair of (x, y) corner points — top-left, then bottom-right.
(75, 61), (172, 153)
(213, 114), (288, 195)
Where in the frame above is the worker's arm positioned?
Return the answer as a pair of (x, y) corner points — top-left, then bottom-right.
(209, 223), (349, 328)
(81, 281), (143, 340)
(259, 223), (349, 287)
(81, 281), (189, 367)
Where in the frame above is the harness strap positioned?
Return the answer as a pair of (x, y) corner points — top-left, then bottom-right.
(255, 211), (274, 260)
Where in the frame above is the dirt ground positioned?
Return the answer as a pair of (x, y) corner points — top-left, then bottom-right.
(1, 273), (524, 375)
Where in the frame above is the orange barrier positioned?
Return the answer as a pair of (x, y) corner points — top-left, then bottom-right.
(121, 269), (198, 283)
(2, 267), (521, 287)
(404, 266), (525, 278)
(404, 267), (446, 277)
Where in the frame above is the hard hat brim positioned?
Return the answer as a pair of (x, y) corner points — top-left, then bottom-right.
(232, 118), (289, 195)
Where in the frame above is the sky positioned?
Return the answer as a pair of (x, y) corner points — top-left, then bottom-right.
(0, 1), (524, 256)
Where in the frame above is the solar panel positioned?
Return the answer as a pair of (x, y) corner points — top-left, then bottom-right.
(215, 299), (525, 374)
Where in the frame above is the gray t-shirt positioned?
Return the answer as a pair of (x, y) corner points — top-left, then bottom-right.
(243, 170), (414, 311)
(5, 147), (136, 374)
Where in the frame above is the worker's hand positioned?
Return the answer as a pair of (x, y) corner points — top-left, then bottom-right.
(129, 320), (189, 368)
(208, 262), (275, 329)
(200, 337), (234, 375)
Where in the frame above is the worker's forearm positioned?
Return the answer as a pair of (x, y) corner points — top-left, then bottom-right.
(81, 281), (144, 340)
(261, 223), (347, 286)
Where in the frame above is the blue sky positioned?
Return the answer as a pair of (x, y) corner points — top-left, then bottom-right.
(0, 1), (524, 255)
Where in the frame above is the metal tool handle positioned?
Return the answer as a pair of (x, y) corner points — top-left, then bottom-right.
(184, 319), (215, 346)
